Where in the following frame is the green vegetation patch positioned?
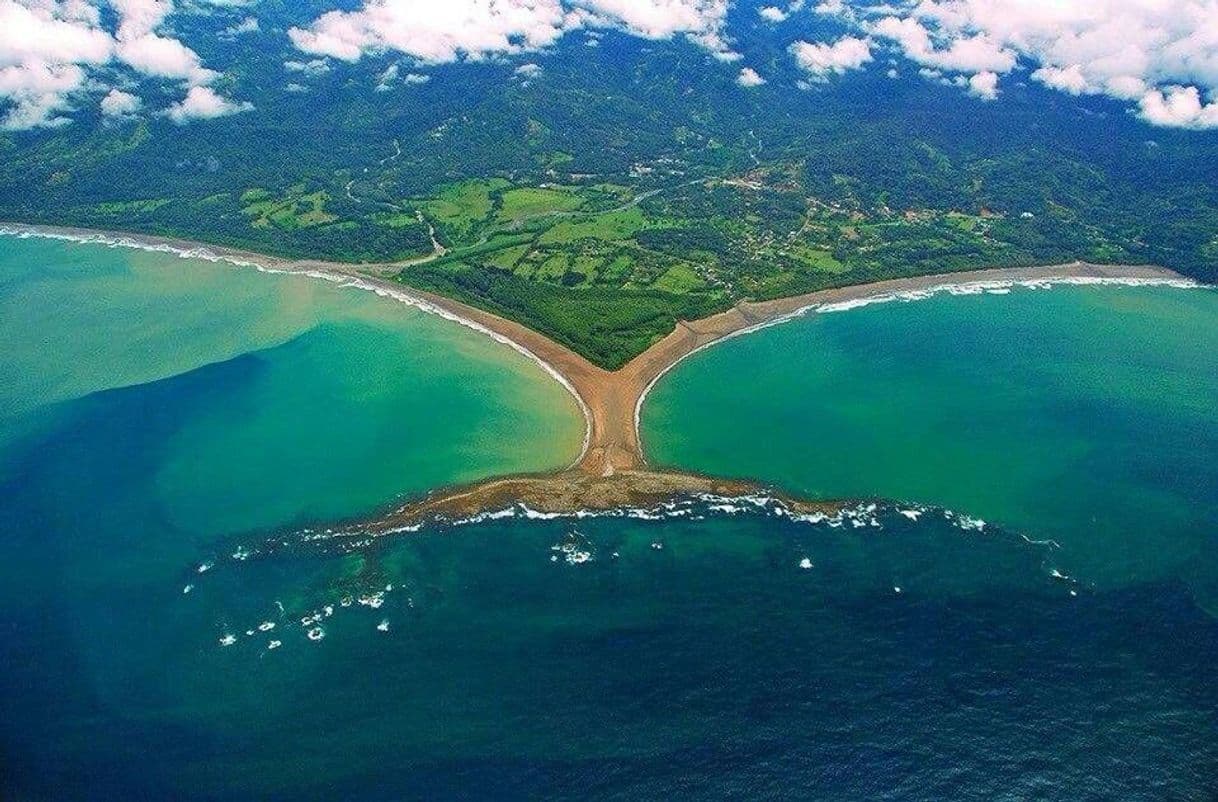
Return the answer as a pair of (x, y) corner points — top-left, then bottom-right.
(538, 206), (648, 245)
(419, 178), (510, 243)
(496, 186), (584, 223)
(92, 198), (173, 215)
(652, 263), (707, 294)
(372, 211), (423, 229)
(399, 262), (729, 370)
(242, 186), (338, 231)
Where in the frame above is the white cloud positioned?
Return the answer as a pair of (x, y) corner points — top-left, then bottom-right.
(288, 0), (735, 64)
(1032, 64), (1089, 95)
(1139, 85), (1218, 129)
(166, 84), (252, 123)
(967, 69), (998, 100)
(116, 31), (216, 83)
(1, 91), (72, 129)
(576, 0), (731, 54)
(790, 35), (872, 79)
(737, 66), (765, 86)
(870, 16), (1014, 74)
(0, 1), (112, 68)
(285, 59), (331, 76)
(110, 0), (216, 83)
(0, 1), (109, 128)
(0, 61), (84, 129)
(0, 0), (248, 130)
(220, 16), (259, 36)
(759, 0), (805, 21)
(375, 62), (399, 91)
(100, 87), (142, 116)
(289, 0), (569, 63)
(819, 0), (1218, 128)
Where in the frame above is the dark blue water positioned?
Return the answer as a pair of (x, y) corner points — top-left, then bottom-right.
(1, 243), (1216, 799)
(3, 383), (1218, 800)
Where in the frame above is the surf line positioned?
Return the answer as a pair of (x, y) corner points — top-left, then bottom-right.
(0, 224), (1204, 504)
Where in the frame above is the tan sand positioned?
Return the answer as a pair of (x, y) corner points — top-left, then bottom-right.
(0, 222), (1191, 524)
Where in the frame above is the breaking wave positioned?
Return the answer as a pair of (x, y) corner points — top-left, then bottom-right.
(186, 494), (1087, 656)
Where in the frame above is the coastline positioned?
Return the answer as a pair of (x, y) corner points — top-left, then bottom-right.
(355, 469), (844, 537)
(628, 265), (1202, 454)
(0, 221), (600, 470)
(0, 221), (1198, 523)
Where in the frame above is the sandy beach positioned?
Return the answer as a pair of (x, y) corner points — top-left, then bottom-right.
(0, 222), (1193, 522)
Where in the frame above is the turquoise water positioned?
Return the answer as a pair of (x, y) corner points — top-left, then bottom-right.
(645, 283), (1218, 598)
(2, 241), (1217, 800)
(0, 236), (584, 516)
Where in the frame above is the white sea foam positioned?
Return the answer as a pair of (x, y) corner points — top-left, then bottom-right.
(956, 515), (986, 532)
(218, 634), (236, 647)
(334, 495), (895, 539)
(1020, 535), (1062, 549)
(358, 592), (386, 609)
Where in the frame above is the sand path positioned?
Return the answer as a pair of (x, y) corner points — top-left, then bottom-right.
(0, 224), (1190, 487)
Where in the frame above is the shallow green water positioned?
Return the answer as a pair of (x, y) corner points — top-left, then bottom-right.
(0, 235), (583, 591)
(2, 241), (1216, 801)
(644, 283), (1218, 594)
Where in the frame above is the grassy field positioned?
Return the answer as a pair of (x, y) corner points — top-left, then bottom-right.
(385, 169), (1132, 367)
(496, 186), (584, 223)
(240, 186), (341, 231)
(419, 179), (510, 242)
(30, 164), (1145, 370)
(399, 262), (729, 370)
(21, 162), (1158, 371)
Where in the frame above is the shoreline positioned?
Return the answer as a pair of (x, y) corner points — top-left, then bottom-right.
(317, 468), (848, 541)
(0, 221), (599, 469)
(0, 222), (1198, 511)
(629, 267), (1202, 454)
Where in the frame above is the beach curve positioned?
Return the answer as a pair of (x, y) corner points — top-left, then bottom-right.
(0, 222), (1198, 523)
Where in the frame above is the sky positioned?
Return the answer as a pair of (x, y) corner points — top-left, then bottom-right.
(2, 0), (1217, 131)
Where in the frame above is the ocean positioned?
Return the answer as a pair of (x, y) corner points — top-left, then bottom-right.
(1, 236), (1215, 800)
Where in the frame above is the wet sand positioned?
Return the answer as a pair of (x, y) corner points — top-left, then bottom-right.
(0, 223), (1190, 521)
(357, 469), (842, 536)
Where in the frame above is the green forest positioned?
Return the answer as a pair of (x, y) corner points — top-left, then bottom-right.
(2, 1), (1215, 369)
